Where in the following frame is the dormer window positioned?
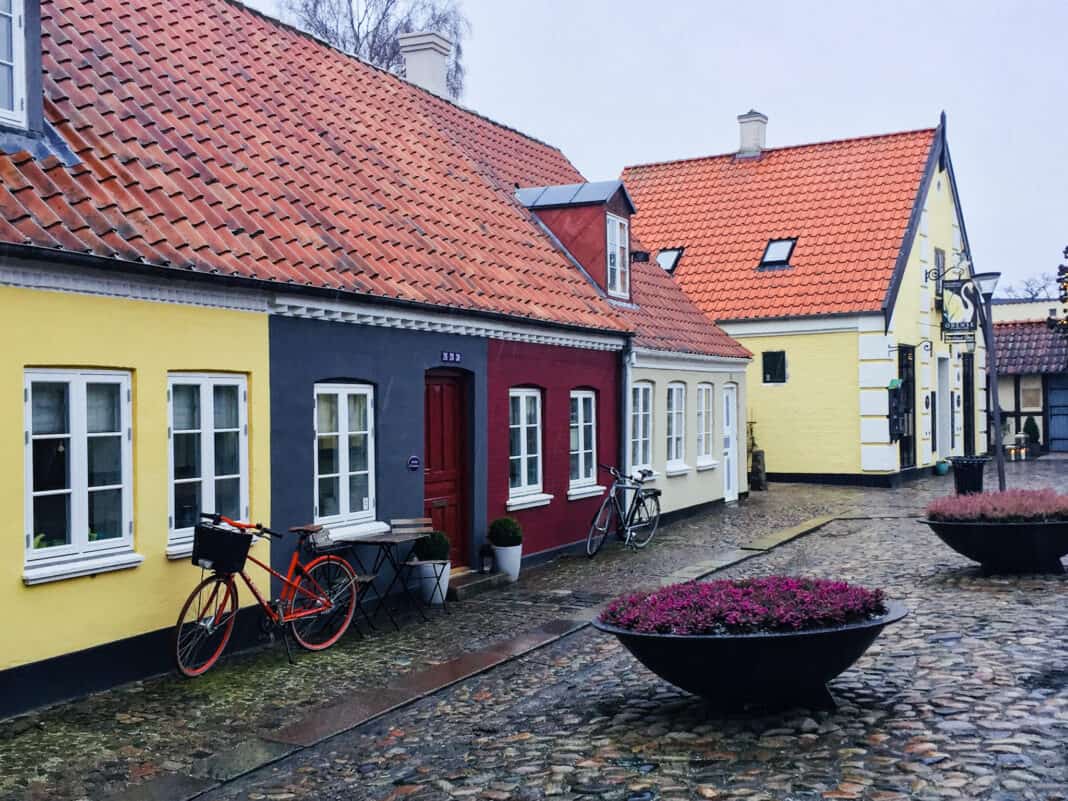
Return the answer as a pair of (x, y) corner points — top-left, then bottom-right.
(606, 214), (629, 298)
(0, 0), (26, 129)
(656, 248), (683, 272)
(758, 238), (796, 269)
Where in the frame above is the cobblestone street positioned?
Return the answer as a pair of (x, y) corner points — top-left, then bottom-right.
(3, 461), (1067, 801)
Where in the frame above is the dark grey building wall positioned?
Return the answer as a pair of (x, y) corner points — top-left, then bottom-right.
(268, 315), (488, 584)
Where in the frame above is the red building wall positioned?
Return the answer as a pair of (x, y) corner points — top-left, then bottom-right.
(487, 339), (621, 556)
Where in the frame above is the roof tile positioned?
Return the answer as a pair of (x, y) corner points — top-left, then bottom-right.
(7, 0), (627, 333)
(623, 130), (936, 321)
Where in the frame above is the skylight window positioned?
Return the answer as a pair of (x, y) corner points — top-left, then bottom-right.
(656, 248), (683, 272)
(759, 238), (796, 269)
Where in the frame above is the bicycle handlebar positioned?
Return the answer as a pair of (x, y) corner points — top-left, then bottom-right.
(598, 463), (653, 483)
(199, 512), (283, 539)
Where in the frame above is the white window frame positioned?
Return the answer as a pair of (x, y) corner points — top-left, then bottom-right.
(314, 383), (376, 528)
(568, 390), (597, 490)
(606, 213), (630, 299)
(508, 388), (543, 498)
(167, 374), (249, 557)
(696, 382), (716, 467)
(630, 382), (653, 471)
(0, 0), (27, 129)
(665, 382), (688, 472)
(23, 369), (139, 584)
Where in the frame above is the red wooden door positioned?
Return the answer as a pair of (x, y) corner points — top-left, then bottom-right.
(424, 372), (468, 564)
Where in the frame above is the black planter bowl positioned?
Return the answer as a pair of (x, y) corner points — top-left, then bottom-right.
(922, 519), (1068, 574)
(592, 601), (908, 710)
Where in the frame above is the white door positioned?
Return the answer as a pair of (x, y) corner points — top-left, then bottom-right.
(723, 384), (739, 503)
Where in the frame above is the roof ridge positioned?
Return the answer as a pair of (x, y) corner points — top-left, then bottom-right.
(227, 0), (579, 171)
(622, 126), (938, 173)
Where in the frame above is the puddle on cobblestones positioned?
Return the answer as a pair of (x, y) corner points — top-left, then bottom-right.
(1019, 666), (1068, 691)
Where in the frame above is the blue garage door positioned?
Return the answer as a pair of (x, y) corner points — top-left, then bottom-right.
(1051, 374), (1068, 452)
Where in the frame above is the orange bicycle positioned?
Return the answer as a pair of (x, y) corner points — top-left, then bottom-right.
(174, 513), (359, 677)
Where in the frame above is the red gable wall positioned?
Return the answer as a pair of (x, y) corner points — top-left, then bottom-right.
(534, 205), (609, 289)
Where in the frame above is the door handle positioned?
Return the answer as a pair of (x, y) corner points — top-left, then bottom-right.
(431, 499), (448, 509)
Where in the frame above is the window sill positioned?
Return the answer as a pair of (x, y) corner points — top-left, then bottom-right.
(696, 460), (720, 472)
(567, 484), (606, 501)
(324, 520), (391, 543)
(665, 462), (692, 477)
(166, 541), (194, 560)
(23, 550), (144, 586)
(506, 492), (554, 512)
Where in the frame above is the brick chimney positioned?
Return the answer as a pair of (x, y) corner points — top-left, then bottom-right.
(397, 31), (452, 97)
(737, 109), (768, 157)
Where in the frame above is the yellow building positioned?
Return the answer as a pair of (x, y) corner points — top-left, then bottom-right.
(1, 260), (272, 711)
(624, 113), (988, 484)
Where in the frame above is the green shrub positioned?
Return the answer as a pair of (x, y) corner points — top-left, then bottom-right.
(413, 530), (450, 561)
(1023, 416), (1040, 445)
(488, 517), (522, 547)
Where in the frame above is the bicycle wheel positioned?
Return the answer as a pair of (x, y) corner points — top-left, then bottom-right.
(289, 555), (358, 651)
(628, 493), (661, 549)
(586, 493), (618, 557)
(174, 574), (238, 677)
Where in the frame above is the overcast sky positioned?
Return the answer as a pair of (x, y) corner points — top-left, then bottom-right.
(245, 0), (1067, 291)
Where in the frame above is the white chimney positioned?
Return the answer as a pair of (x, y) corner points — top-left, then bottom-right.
(397, 31), (452, 97)
(737, 109), (768, 157)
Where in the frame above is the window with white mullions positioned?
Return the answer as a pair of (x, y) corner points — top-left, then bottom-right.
(666, 383), (686, 465)
(696, 383), (715, 464)
(630, 382), (653, 470)
(24, 370), (133, 563)
(168, 375), (249, 550)
(0, 0), (26, 128)
(569, 390), (597, 487)
(606, 213), (630, 298)
(314, 384), (375, 525)
(509, 388), (542, 496)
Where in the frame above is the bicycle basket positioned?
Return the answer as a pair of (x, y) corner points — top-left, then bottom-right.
(192, 524), (253, 574)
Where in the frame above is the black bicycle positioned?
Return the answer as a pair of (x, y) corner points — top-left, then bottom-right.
(586, 464), (662, 557)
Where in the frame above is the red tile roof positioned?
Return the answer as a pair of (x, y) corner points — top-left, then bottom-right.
(8, 0), (630, 333)
(616, 254), (750, 359)
(995, 320), (1068, 375)
(622, 129), (938, 321)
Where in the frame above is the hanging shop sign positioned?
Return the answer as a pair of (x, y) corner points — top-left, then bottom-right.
(941, 279), (979, 343)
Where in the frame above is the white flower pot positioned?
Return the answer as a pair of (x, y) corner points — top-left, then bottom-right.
(492, 544), (522, 582)
(412, 561), (450, 605)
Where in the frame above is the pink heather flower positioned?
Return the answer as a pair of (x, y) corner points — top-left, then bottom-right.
(926, 489), (1068, 523)
(599, 576), (886, 636)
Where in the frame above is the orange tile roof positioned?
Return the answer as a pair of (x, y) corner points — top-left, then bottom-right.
(8, 0), (630, 333)
(622, 128), (939, 321)
(615, 251), (750, 359)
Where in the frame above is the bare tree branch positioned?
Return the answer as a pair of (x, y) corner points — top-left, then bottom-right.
(1002, 272), (1058, 300)
(283, 0), (470, 98)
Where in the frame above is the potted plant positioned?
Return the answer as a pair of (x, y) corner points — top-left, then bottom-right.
(593, 576), (906, 709)
(923, 489), (1068, 574)
(411, 531), (451, 604)
(488, 517), (523, 582)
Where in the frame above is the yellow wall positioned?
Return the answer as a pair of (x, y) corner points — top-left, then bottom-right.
(886, 163), (989, 468)
(629, 365), (748, 513)
(1, 286), (271, 670)
(735, 331), (861, 474)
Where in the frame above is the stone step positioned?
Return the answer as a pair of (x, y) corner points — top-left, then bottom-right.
(447, 569), (509, 601)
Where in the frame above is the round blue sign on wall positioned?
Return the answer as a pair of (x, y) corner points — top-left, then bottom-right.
(407, 455), (421, 471)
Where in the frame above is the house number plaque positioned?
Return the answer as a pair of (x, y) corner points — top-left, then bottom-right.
(441, 351), (462, 363)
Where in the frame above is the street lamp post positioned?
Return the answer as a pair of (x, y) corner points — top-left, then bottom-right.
(972, 271), (1005, 491)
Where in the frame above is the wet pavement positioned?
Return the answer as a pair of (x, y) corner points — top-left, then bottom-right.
(2, 460), (1066, 801)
